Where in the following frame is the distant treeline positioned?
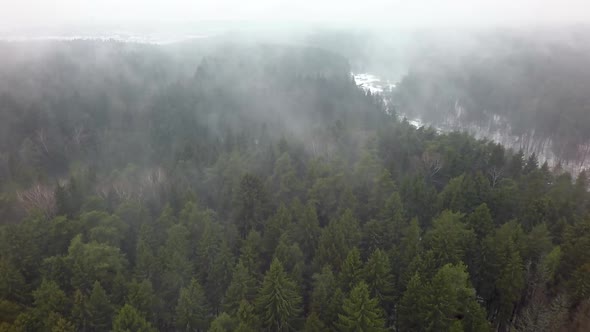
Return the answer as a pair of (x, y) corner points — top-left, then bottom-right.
(391, 33), (590, 167)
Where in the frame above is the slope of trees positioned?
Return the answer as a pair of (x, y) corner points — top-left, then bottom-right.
(391, 32), (590, 169)
(0, 40), (589, 331)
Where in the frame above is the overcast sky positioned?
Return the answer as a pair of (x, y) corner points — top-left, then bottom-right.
(2, 0), (590, 31)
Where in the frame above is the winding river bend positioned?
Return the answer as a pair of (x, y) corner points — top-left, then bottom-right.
(353, 72), (589, 175)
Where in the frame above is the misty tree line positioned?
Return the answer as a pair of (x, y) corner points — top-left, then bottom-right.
(0, 41), (589, 331)
(390, 36), (590, 170)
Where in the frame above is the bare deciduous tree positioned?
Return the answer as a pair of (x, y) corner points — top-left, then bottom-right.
(16, 184), (56, 218)
(488, 166), (504, 188)
(35, 129), (50, 154)
(421, 151), (443, 182)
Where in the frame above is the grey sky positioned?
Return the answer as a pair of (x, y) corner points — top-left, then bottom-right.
(2, 0), (590, 31)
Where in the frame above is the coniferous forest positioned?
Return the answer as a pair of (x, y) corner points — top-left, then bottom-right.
(1, 40), (590, 332)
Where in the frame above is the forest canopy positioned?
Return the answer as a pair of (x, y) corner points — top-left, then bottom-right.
(0, 40), (589, 332)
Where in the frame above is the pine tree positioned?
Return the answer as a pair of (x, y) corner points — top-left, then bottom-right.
(271, 152), (302, 203)
(289, 201), (321, 262)
(397, 218), (423, 294)
(523, 153), (539, 174)
(273, 236), (305, 285)
(339, 247), (364, 292)
(134, 224), (159, 281)
(223, 260), (258, 315)
(239, 230), (264, 277)
(465, 203), (494, 239)
(196, 219), (222, 283)
(49, 314), (76, 332)
(32, 279), (68, 315)
(159, 224), (192, 303)
(262, 204), (290, 259)
(310, 266), (338, 324)
(303, 312), (328, 332)
(364, 249), (395, 311)
(336, 282), (386, 332)
(398, 273), (429, 332)
(236, 299), (260, 332)
(112, 304), (156, 332)
(315, 209), (361, 271)
(256, 258), (302, 331)
(379, 192), (405, 243)
(206, 239), (235, 314)
(208, 312), (237, 332)
(235, 174), (270, 237)
(425, 210), (475, 268)
(125, 279), (157, 323)
(175, 278), (210, 331)
(428, 263), (489, 332)
(66, 234), (127, 292)
(87, 281), (114, 332)
(71, 289), (89, 332)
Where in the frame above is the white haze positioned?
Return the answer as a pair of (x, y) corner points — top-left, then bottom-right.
(2, 0), (590, 33)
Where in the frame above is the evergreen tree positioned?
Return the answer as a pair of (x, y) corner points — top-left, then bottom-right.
(236, 299), (260, 332)
(364, 249), (395, 311)
(273, 236), (305, 285)
(125, 279), (157, 323)
(235, 174), (271, 237)
(87, 281), (114, 332)
(303, 312), (328, 332)
(32, 279), (68, 316)
(208, 312), (237, 332)
(206, 239), (235, 314)
(175, 278), (210, 331)
(310, 266), (339, 325)
(49, 314), (76, 332)
(262, 204), (291, 259)
(397, 218), (423, 292)
(289, 201), (321, 263)
(239, 230), (264, 277)
(315, 209), (361, 271)
(66, 234), (127, 291)
(425, 210), (475, 268)
(336, 282), (387, 332)
(398, 273), (429, 332)
(339, 247), (364, 292)
(159, 224), (192, 303)
(71, 289), (89, 332)
(134, 225), (159, 281)
(223, 260), (258, 315)
(112, 304), (156, 332)
(256, 258), (302, 331)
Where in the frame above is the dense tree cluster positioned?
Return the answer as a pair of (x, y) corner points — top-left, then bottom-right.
(0, 40), (589, 331)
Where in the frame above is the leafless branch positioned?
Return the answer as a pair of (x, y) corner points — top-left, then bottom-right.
(16, 184), (56, 218)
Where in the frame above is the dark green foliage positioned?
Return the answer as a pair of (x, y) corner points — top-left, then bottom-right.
(398, 265), (490, 332)
(336, 282), (386, 332)
(363, 249), (395, 310)
(209, 312), (237, 332)
(0, 40), (587, 332)
(310, 266), (341, 326)
(256, 259), (302, 331)
(223, 260), (258, 315)
(87, 281), (114, 332)
(425, 210), (475, 268)
(303, 312), (328, 332)
(235, 174), (271, 237)
(175, 278), (210, 331)
(112, 304), (156, 332)
(125, 279), (157, 323)
(339, 248), (364, 292)
(315, 209), (361, 271)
